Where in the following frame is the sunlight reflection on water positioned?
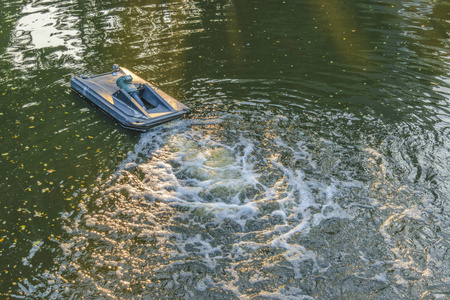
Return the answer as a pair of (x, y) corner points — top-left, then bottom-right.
(6, 0), (83, 70)
(1, 0), (450, 299)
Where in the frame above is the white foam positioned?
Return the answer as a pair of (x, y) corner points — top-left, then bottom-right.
(31, 115), (374, 298)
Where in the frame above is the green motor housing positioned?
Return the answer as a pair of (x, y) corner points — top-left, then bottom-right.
(116, 75), (137, 93)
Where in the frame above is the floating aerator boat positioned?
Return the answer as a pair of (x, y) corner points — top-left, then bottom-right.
(71, 64), (190, 131)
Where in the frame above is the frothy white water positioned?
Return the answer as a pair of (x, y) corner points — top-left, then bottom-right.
(16, 115), (449, 299)
(52, 117), (350, 298)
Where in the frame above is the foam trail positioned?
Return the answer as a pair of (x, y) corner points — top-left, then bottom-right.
(21, 114), (443, 299)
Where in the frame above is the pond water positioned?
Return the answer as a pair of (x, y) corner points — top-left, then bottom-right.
(1, 0), (449, 299)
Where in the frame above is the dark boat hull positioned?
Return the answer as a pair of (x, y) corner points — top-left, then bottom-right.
(70, 67), (190, 132)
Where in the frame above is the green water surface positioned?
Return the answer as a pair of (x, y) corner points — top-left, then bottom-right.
(1, 0), (449, 298)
